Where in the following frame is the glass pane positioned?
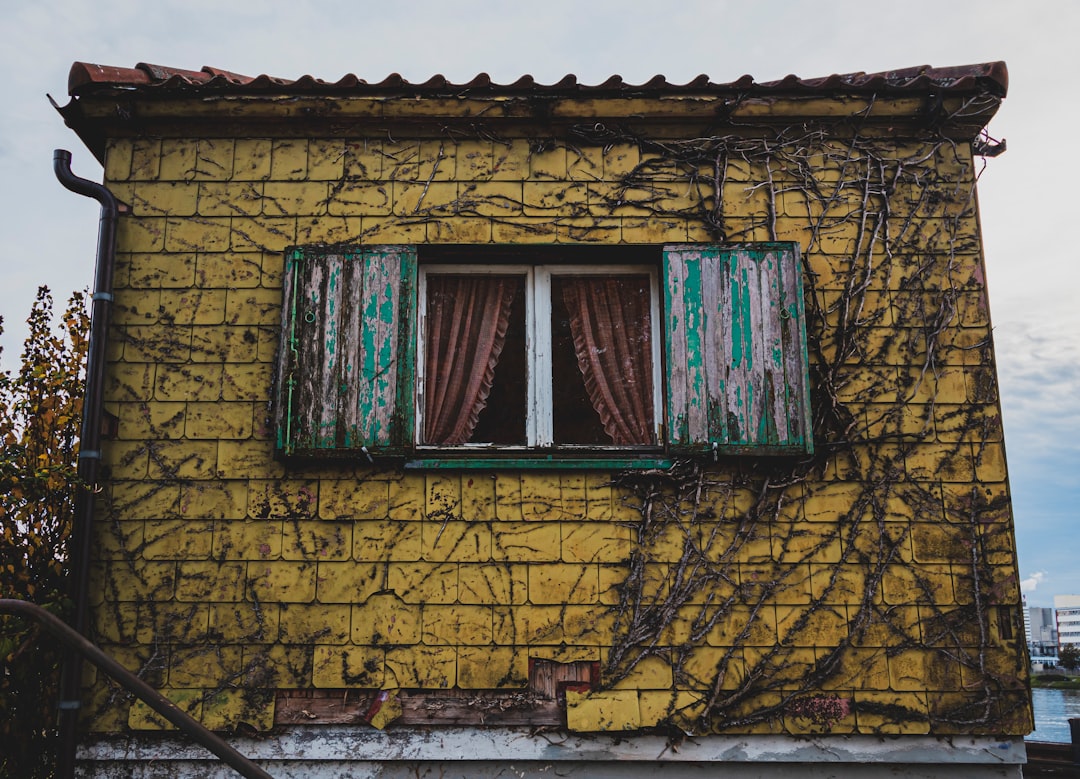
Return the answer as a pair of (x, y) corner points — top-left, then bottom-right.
(551, 274), (655, 446)
(424, 274), (526, 445)
(472, 280), (526, 444)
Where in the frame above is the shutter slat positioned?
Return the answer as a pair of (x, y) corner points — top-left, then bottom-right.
(761, 251), (788, 444)
(318, 254), (344, 448)
(683, 251), (708, 442)
(273, 249), (301, 454)
(294, 255), (327, 449)
(700, 249), (726, 444)
(664, 249), (690, 444)
(339, 254), (364, 448)
(726, 250), (750, 444)
(360, 249), (411, 447)
(777, 246), (813, 452)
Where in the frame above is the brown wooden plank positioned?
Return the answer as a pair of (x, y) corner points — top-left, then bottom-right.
(1024, 741), (1080, 777)
(529, 657), (596, 696)
(274, 659), (597, 727)
(275, 690), (375, 725)
(274, 689), (562, 727)
(399, 691), (562, 726)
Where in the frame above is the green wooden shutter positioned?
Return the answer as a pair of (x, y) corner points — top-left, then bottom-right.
(274, 245), (417, 458)
(664, 244), (812, 456)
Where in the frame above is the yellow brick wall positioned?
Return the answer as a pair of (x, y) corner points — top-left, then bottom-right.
(90, 121), (1028, 737)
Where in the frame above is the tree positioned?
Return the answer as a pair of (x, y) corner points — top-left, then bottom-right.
(0, 287), (88, 779)
(1060, 644), (1080, 673)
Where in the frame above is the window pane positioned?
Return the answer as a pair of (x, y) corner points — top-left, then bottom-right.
(424, 274), (526, 445)
(552, 275), (656, 446)
(551, 286), (608, 445)
(471, 280), (526, 444)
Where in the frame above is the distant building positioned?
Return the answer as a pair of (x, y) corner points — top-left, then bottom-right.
(1054, 594), (1080, 651)
(1026, 603), (1057, 657)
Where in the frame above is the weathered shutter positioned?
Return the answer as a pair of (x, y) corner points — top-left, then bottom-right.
(274, 245), (417, 458)
(664, 244), (812, 456)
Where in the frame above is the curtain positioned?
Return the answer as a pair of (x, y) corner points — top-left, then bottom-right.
(424, 275), (516, 445)
(562, 276), (654, 445)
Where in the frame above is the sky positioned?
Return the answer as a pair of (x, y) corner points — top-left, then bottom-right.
(0, 0), (1075, 607)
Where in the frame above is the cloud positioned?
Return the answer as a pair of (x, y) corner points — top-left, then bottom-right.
(1021, 572), (1047, 593)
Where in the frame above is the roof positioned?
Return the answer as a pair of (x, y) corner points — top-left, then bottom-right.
(67, 61), (1008, 98)
(57, 61), (1008, 164)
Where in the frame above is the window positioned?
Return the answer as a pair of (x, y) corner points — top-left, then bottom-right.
(273, 244), (812, 467)
(418, 265), (662, 449)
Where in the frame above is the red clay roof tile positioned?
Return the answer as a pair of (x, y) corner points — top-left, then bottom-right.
(66, 61), (1008, 98)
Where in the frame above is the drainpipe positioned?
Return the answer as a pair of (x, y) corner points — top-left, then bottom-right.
(53, 149), (118, 779)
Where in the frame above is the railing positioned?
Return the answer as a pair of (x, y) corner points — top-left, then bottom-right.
(0, 599), (273, 779)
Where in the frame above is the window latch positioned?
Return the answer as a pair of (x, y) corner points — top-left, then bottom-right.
(361, 445), (374, 464)
(712, 441), (718, 462)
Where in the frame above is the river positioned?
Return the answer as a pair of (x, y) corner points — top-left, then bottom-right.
(1028, 688), (1080, 743)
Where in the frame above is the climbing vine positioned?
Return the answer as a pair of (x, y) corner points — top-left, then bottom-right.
(582, 117), (1025, 734)
(83, 98), (1026, 737)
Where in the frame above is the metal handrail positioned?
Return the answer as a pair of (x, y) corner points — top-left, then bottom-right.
(0, 599), (273, 779)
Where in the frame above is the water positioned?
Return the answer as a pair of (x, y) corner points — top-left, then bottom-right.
(1028, 687), (1080, 743)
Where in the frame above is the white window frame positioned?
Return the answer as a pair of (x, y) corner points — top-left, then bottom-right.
(417, 263), (663, 450)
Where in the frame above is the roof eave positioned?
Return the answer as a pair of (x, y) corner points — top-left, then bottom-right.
(57, 61), (1007, 162)
(66, 60), (1009, 100)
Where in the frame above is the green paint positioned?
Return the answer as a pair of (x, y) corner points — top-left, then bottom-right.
(728, 258), (743, 368)
(683, 251), (704, 417)
(280, 254), (301, 456)
(359, 253), (380, 437)
(407, 457), (674, 471)
(325, 265), (339, 361)
(740, 264), (753, 369)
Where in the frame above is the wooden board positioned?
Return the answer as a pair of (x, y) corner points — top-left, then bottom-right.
(275, 659), (597, 726)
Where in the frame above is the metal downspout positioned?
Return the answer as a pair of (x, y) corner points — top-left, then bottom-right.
(52, 149), (117, 779)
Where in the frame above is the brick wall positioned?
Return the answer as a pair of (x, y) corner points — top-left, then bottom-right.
(87, 122), (1027, 736)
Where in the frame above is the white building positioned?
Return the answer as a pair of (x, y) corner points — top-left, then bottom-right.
(1027, 605), (1057, 657)
(1053, 594), (1080, 651)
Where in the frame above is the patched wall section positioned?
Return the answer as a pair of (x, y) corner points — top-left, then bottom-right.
(87, 115), (1028, 737)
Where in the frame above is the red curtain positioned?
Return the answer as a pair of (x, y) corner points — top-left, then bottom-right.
(424, 275), (516, 445)
(562, 276), (655, 445)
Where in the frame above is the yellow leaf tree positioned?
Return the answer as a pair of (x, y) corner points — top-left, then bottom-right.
(0, 287), (87, 779)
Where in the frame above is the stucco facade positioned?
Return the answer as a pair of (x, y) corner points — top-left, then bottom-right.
(57, 61), (1030, 776)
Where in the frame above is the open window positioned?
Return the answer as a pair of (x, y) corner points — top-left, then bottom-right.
(273, 244), (812, 467)
(418, 265), (662, 450)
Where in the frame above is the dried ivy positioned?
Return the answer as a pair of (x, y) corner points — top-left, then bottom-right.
(575, 116), (1025, 734)
(85, 98), (1027, 737)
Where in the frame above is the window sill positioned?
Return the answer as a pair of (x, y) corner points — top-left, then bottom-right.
(405, 456), (674, 471)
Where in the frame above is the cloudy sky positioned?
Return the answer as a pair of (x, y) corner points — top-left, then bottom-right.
(1, 0), (1075, 607)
